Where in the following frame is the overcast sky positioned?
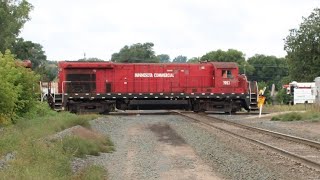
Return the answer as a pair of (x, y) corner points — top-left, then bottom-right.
(20, 0), (319, 61)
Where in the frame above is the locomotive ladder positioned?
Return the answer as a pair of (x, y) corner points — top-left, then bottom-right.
(54, 93), (63, 111)
(249, 81), (259, 111)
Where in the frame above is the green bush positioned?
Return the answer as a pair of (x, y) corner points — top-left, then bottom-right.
(24, 101), (56, 118)
(0, 50), (39, 125)
(276, 88), (291, 104)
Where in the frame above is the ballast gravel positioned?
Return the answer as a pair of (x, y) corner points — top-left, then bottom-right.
(85, 114), (320, 180)
(209, 113), (320, 142)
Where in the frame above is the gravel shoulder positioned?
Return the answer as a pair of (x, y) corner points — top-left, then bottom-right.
(89, 115), (222, 180)
(85, 114), (320, 180)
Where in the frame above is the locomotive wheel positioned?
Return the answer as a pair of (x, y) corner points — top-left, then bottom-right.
(101, 110), (110, 114)
(191, 100), (201, 112)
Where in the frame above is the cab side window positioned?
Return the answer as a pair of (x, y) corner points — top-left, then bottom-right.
(222, 70), (233, 78)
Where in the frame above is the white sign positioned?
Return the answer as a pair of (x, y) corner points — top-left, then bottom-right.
(223, 81), (231, 85)
(134, 73), (174, 78)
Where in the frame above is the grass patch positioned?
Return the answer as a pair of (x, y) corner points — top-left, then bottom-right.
(0, 102), (112, 179)
(271, 112), (302, 121)
(0, 111), (99, 155)
(271, 111), (320, 122)
(0, 141), (72, 179)
(73, 165), (107, 180)
(62, 134), (114, 158)
(263, 104), (309, 113)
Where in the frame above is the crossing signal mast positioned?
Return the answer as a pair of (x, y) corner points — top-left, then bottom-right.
(258, 87), (266, 118)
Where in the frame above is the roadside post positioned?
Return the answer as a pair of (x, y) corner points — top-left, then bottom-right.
(258, 95), (266, 118)
(258, 87), (266, 118)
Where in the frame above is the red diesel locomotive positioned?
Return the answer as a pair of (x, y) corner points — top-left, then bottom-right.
(56, 61), (258, 113)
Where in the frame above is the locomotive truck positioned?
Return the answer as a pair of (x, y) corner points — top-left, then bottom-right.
(53, 61), (259, 113)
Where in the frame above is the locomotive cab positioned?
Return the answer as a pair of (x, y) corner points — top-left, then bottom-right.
(189, 62), (249, 113)
(212, 62), (239, 90)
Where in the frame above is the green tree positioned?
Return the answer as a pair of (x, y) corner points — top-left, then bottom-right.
(276, 88), (291, 104)
(284, 8), (320, 81)
(111, 42), (159, 63)
(45, 61), (58, 81)
(172, 55), (187, 63)
(187, 57), (200, 63)
(0, 50), (39, 124)
(11, 38), (55, 81)
(12, 38), (47, 69)
(238, 61), (255, 76)
(78, 57), (105, 61)
(280, 76), (292, 86)
(200, 49), (253, 74)
(0, 0), (33, 52)
(247, 54), (288, 89)
(156, 54), (170, 63)
(36, 61), (58, 81)
(201, 49), (245, 63)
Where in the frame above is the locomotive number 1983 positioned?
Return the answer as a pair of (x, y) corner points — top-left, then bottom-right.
(223, 81), (231, 85)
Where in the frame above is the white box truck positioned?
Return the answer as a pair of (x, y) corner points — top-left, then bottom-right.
(287, 81), (315, 105)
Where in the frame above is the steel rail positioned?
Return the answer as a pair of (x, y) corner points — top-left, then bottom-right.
(174, 111), (320, 170)
(207, 113), (320, 149)
(108, 111), (176, 116)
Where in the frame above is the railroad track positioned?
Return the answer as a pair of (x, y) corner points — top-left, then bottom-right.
(109, 110), (175, 116)
(174, 111), (320, 171)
